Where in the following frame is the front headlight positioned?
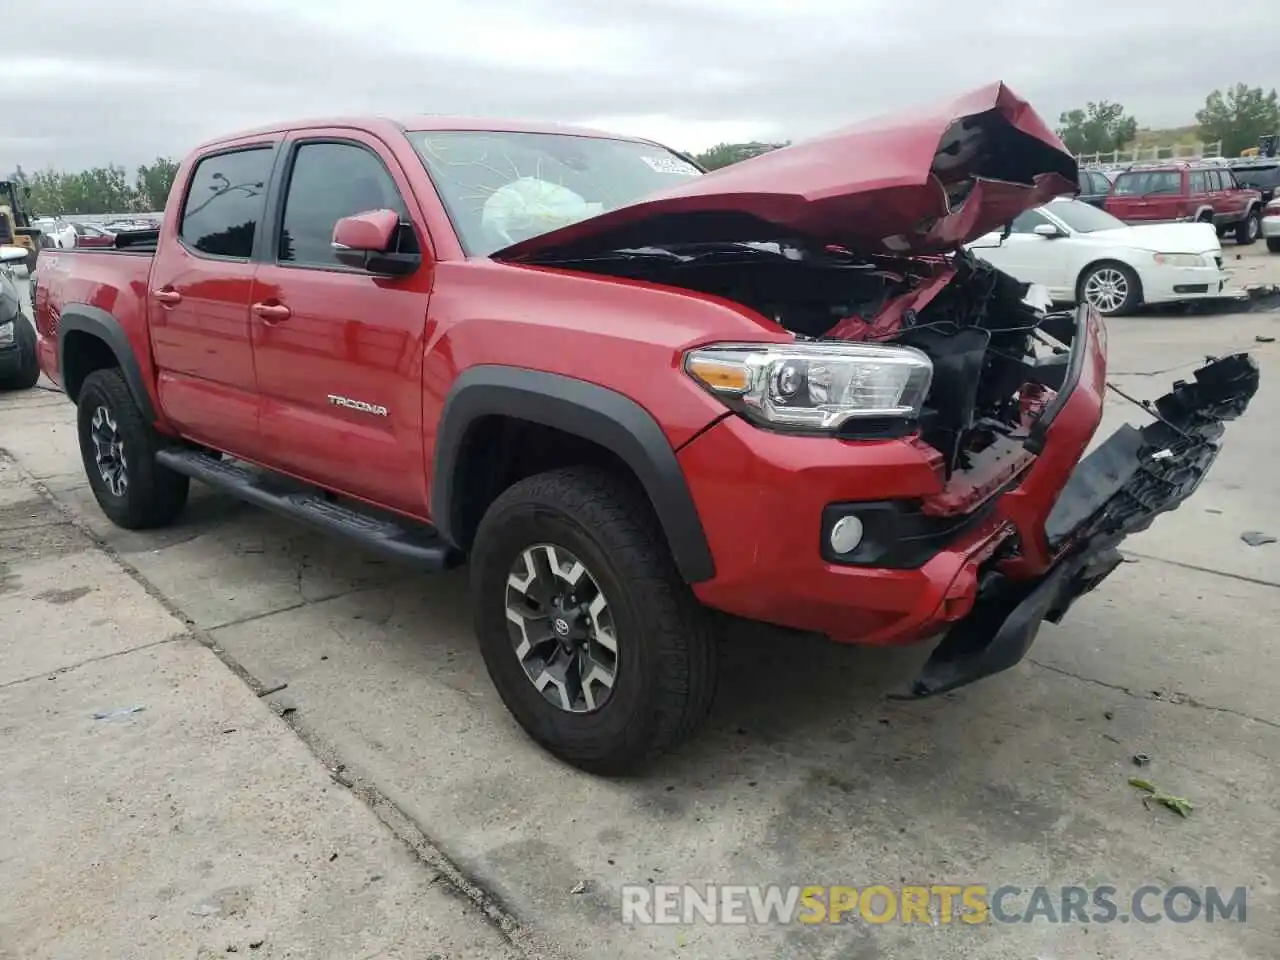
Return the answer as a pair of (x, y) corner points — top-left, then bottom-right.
(1153, 253), (1208, 268)
(684, 341), (933, 432)
(0, 320), (14, 346)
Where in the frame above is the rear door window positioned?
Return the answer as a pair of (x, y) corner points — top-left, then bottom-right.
(1189, 171), (1209, 194)
(179, 147), (275, 259)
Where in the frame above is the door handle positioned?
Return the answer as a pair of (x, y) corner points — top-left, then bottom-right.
(152, 289), (182, 305)
(252, 302), (292, 322)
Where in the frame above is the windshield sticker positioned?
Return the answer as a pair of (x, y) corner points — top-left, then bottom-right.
(641, 155), (700, 176)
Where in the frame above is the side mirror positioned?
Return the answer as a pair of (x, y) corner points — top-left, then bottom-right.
(331, 209), (419, 276)
(1033, 223), (1065, 239)
(0, 245), (28, 265)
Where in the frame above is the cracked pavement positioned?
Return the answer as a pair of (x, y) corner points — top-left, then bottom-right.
(1, 269), (1278, 959)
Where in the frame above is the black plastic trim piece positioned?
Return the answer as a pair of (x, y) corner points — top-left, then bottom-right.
(819, 490), (1007, 570)
(57, 304), (156, 420)
(1025, 304), (1087, 455)
(156, 448), (459, 570)
(432, 365), (715, 584)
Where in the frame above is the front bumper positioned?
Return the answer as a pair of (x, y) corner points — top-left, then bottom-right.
(912, 352), (1258, 695)
(679, 308), (1258, 693)
(1138, 262), (1232, 303)
(1262, 214), (1280, 240)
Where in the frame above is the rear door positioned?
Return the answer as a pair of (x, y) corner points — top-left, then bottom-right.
(148, 142), (279, 456)
(248, 131), (435, 515)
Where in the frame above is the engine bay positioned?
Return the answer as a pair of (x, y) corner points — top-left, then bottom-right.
(541, 241), (1076, 479)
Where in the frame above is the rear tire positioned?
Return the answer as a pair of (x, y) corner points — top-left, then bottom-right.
(470, 466), (718, 774)
(0, 316), (39, 391)
(1235, 210), (1261, 246)
(76, 367), (189, 529)
(1267, 237), (1280, 254)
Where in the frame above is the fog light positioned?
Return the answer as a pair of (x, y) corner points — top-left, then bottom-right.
(829, 515), (864, 554)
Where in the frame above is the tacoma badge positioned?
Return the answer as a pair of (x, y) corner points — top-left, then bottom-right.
(327, 394), (389, 417)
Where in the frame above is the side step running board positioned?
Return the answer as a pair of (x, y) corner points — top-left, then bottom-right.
(155, 449), (461, 571)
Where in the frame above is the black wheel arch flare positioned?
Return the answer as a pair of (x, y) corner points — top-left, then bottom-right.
(431, 366), (716, 584)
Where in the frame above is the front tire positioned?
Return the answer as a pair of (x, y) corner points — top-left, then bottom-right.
(1078, 261), (1142, 316)
(76, 368), (189, 529)
(470, 466), (717, 774)
(1235, 210), (1261, 246)
(1267, 237), (1280, 254)
(0, 316), (39, 391)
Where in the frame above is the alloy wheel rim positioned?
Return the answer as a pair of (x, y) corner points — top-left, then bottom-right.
(504, 543), (619, 713)
(89, 405), (128, 497)
(1083, 268), (1128, 314)
(1248, 216), (1260, 240)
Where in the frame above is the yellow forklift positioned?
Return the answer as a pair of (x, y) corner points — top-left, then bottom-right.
(0, 180), (42, 273)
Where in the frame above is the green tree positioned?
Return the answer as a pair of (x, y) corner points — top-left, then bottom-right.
(692, 141), (788, 171)
(1195, 84), (1280, 157)
(134, 157), (180, 211)
(1055, 101), (1139, 156)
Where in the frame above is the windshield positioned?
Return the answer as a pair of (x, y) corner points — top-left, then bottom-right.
(407, 130), (702, 256)
(1047, 200), (1126, 233)
(1112, 170), (1182, 196)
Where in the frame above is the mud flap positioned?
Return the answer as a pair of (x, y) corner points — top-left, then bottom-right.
(910, 352), (1259, 698)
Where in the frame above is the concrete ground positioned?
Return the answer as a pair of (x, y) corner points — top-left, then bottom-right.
(1, 260), (1278, 959)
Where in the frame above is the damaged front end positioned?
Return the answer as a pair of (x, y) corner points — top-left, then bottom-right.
(912, 351), (1259, 697)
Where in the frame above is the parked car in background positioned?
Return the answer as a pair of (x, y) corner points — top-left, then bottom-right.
(33, 217), (77, 250)
(1262, 196), (1280, 252)
(967, 198), (1228, 315)
(1104, 162), (1263, 244)
(71, 222), (116, 248)
(1230, 158), (1280, 204)
(1075, 168), (1113, 208)
(0, 245), (39, 390)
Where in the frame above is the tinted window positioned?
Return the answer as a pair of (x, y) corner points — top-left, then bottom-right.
(1010, 209), (1051, 233)
(1207, 170), (1225, 190)
(1219, 170), (1238, 189)
(1190, 171), (1209, 193)
(180, 148), (274, 258)
(1091, 172), (1112, 194)
(1112, 170), (1182, 195)
(1233, 164), (1280, 189)
(279, 142), (412, 268)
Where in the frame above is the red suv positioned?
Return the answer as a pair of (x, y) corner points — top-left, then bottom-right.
(1105, 162), (1264, 244)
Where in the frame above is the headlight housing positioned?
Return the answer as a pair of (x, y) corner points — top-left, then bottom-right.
(684, 341), (933, 433)
(1153, 253), (1208, 268)
(0, 320), (14, 346)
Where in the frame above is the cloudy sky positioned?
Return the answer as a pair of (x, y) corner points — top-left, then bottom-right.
(10, 0), (1280, 172)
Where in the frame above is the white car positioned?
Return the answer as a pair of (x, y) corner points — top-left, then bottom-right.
(1262, 197), (1280, 253)
(966, 198), (1230, 316)
(32, 217), (76, 250)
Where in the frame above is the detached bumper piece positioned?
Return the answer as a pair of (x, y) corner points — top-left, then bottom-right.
(911, 353), (1259, 698)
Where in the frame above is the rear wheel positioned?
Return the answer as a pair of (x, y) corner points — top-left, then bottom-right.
(76, 367), (189, 529)
(1078, 261), (1142, 316)
(1235, 210), (1261, 245)
(470, 466), (717, 774)
(0, 316), (39, 391)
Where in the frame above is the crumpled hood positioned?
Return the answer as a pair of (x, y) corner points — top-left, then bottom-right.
(492, 81), (1078, 263)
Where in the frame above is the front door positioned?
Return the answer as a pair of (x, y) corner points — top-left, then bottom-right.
(148, 143), (278, 456)
(249, 133), (435, 515)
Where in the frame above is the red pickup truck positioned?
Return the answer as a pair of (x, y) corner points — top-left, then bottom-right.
(32, 83), (1258, 773)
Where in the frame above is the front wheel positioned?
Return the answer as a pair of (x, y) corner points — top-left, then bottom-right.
(76, 367), (189, 529)
(1079, 262), (1142, 317)
(470, 466), (718, 774)
(1235, 210), (1261, 246)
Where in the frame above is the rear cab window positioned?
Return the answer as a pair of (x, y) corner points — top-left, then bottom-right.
(1111, 170), (1183, 196)
(179, 147), (276, 258)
